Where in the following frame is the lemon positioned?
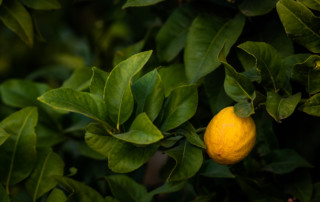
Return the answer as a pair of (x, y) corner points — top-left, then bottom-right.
(204, 106), (256, 165)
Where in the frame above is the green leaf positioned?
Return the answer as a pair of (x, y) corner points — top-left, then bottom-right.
(47, 188), (67, 202)
(165, 140), (203, 181)
(220, 50), (255, 103)
(104, 50), (152, 129)
(113, 39), (145, 66)
(263, 149), (313, 174)
(0, 107), (38, 190)
(105, 196), (120, 202)
(312, 182), (320, 202)
(204, 67), (233, 115)
(106, 175), (147, 202)
(0, 0), (33, 46)
(108, 141), (158, 173)
(239, 0), (278, 16)
(266, 92), (301, 122)
(158, 64), (188, 97)
(114, 113), (163, 145)
(36, 123), (66, 147)
(291, 55), (320, 94)
(148, 181), (186, 198)
(62, 68), (93, 91)
(20, 0), (61, 10)
(156, 5), (198, 62)
(185, 13), (245, 83)
(122, 0), (164, 9)
(0, 128), (10, 146)
(54, 176), (105, 202)
(85, 123), (118, 157)
(160, 85), (198, 132)
(0, 79), (50, 108)
(38, 88), (108, 123)
(276, 0), (320, 53)
(285, 171), (312, 202)
(132, 70), (164, 121)
(160, 136), (183, 148)
(178, 122), (206, 149)
(298, 0), (320, 11)
(299, 93), (320, 116)
(0, 185), (10, 202)
(200, 160), (235, 178)
(0, 0), (2, 5)
(25, 149), (64, 200)
(234, 101), (255, 118)
(238, 41), (286, 91)
(90, 67), (109, 98)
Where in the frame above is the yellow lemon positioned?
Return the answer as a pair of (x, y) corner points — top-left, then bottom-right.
(204, 106), (256, 165)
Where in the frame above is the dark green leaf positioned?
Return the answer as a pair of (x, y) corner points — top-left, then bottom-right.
(220, 50), (255, 103)
(132, 70), (164, 121)
(104, 50), (152, 129)
(276, 0), (320, 53)
(160, 136), (183, 148)
(54, 176), (105, 202)
(160, 85), (198, 132)
(108, 141), (158, 173)
(238, 41), (286, 91)
(200, 159), (234, 178)
(62, 68), (93, 91)
(0, 185), (10, 202)
(36, 124), (66, 147)
(105, 196), (120, 202)
(190, 194), (216, 202)
(239, 0), (278, 16)
(266, 92), (301, 122)
(114, 113), (163, 145)
(90, 67), (109, 98)
(0, 0), (33, 46)
(106, 175), (147, 202)
(85, 123), (118, 157)
(291, 55), (320, 94)
(47, 188), (67, 202)
(25, 149), (64, 200)
(285, 171), (312, 202)
(158, 64), (188, 97)
(38, 88), (108, 123)
(156, 5), (198, 62)
(234, 101), (255, 118)
(122, 0), (164, 9)
(0, 107), (38, 189)
(263, 149), (313, 174)
(20, 0), (61, 10)
(204, 67), (233, 115)
(298, 0), (320, 11)
(311, 182), (320, 202)
(0, 79), (50, 108)
(165, 140), (203, 181)
(113, 39), (145, 66)
(299, 93), (320, 116)
(148, 181), (186, 197)
(0, 128), (10, 146)
(178, 122), (206, 149)
(185, 13), (245, 83)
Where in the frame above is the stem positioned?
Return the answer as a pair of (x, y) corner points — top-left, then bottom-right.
(195, 127), (206, 133)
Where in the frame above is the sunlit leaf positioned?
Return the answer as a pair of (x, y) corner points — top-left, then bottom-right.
(160, 85), (198, 132)
(277, 0), (320, 53)
(108, 141), (158, 173)
(47, 188), (67, 202)
(299, 93), (320, 116)
(90, 67), (109, 98)
(298, 0), (320, 11)
(185, 13), (245, 83)
(0, 0), (33, 46)
(113, 113), (163, 145)
(113, 39), (145, 66)
(132, 70), (164, 121)
(62, 68), (93, 91)
(178, 122), (206, 149)
(104, 51), (152, 129)
(0, 107), (38, 190)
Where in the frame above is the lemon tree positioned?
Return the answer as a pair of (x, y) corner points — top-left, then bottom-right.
(0, 0), (319, 201)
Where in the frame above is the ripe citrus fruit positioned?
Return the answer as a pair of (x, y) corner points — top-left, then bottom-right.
(204, 106), (256, 165)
